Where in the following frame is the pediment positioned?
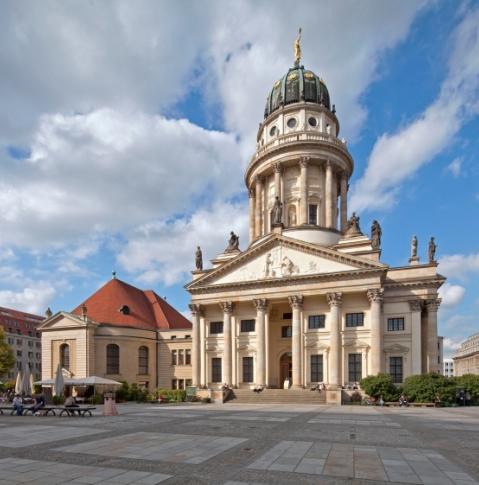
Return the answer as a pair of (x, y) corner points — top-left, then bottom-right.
(39, 311), (94, 330)
(188, 234), (386, 289)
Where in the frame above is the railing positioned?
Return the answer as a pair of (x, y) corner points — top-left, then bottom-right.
(253, 131), (349, 159)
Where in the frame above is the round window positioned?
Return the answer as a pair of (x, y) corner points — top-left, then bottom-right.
(287, 118), (297, 128)
(269, 126), (277, 137)
(308, 117), (317, 127)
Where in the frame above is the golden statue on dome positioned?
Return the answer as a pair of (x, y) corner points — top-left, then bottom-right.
(294, 27), (302, 66)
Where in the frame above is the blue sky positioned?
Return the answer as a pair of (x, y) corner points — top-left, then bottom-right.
(0, 1), (478, 357)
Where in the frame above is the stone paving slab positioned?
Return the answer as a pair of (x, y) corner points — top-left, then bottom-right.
(308, 416), (401, 427)
(211, 414), (292, 422)
(0, 424), (108, 447)
(0, 458), (171, 484)
(248, 441), (478, 483)
(56, 431), (248, 464)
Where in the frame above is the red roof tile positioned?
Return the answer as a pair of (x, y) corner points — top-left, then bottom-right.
(0, 306), (44, 337)
(71, 278), (191, 331)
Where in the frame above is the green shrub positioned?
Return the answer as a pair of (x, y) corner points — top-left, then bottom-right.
(52, 395), (64, 405)
(360, 373), (401, 402)
(156, 388), (186, 402)
(201, 397), (211, 404)
(88, 394), (104, 405)
(115, 381), (130, 402)
(455, 374), (479, 404)
(402, 373), (456, 403)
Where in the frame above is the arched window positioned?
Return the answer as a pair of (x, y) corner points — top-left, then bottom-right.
(60, 343), (70, 370)
(138, 346), (148, 375)
(106, 344), (120, 374)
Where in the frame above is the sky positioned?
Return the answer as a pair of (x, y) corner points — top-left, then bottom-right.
(0, 0), (478, 358)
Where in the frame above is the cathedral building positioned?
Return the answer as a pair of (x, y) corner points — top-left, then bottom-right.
(187, 50), (445, 393)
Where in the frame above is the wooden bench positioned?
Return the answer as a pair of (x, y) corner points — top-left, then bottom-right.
(58, 406), (96, 417)
(0, 406), (15, 415)
(22, 406), (57, 416)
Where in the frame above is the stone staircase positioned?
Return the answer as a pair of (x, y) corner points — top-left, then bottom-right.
(227, 388), (327, 404)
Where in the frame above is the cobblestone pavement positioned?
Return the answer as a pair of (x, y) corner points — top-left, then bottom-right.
(0, 403), (478, 484)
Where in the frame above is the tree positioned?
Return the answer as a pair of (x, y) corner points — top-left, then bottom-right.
(455, 374), (479, 404)
(360, 373), (401, 402)
(0, 327), (15, 377)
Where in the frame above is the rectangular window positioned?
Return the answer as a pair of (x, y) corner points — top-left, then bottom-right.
(171, 379), (177, 389)
(346, 313), (364, 327)
(310, 354), (323, 382)
(16, 339), (21, 345)
(178, 349), (184, 365)
(308, 315), (325, 329)
(240, 319), (255, 332)
(210, 321), (223, 334)
(16, 350), (22, 357)
(185, 379), (192, 387)
(348, 353), (362, 382)
(171, 350), (177, 366)
(283, 312), (292, 320)
(185, 349), (191, 365)
(281, 326), (292, 338)
(387, 317), (405, 331)
(178, 379), (185, 390)
(28, 341), (33, 347)
(243, 356), (254, 383)
(390, 356), (403, 383)
(212, 357), (222, 383)
(308, 204), (318, 225)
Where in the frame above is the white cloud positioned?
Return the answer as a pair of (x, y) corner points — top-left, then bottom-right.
(439, 252), (479, 280)
(439, 283), (466, 308)
(0, 108), (241, 247)
(118, 200), (249, 286)
(0, 282), (55, 315)
(446, 157), (462, 177)
(350, 8), (479, 212)
(442, 337), (462, 358)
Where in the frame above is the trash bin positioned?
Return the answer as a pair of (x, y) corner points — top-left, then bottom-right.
(103, 392), (118, 416)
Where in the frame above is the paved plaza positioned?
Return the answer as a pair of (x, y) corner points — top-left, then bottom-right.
(0, 403), (478, 484)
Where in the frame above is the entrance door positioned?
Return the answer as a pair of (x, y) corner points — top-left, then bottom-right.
(279, 353), (292, 385)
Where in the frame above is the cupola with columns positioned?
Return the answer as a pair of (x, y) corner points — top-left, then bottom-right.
(246, 49), (353, 248)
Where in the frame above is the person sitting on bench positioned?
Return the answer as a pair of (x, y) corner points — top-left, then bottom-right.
(12, 394), (23, 416)
(64, 395), (79, 408)
(32, 393), (46, 415)
(253, 385), (264, 393)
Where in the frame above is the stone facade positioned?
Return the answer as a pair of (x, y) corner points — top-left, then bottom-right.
(453, 333), (479, 376)
(0, 306), (43, 381)
(187, 62), (445, 390)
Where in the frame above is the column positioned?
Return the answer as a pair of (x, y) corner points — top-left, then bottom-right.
(409, 300), (423, 375)
(219, 301), (233, 385)
(273, 163), (282, 198)
(425, 299), (441, 373)
(289, 295), (304, 388)
(253, 299), (268, 386)
(319, 164), (326, 226)
(367, 289), (384, 375)
(255, 176), (263, 238)
(188, 304), (202, 386)
(340, 173), (348, 232)
(325, 161), (333, 229)
(299, 157), (309, 224)
(249, 188), (256, 242)
(327, 292), (342, 387)
(199, 314), (206, 386)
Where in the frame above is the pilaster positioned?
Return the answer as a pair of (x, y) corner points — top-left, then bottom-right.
(327, 292), (342, 387)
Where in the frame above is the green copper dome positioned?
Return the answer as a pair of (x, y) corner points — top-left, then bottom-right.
(264, 65), (331, 118)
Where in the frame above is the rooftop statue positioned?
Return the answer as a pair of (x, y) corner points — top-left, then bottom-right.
(371, 220), (382, 250)
(195, 246), (203, 271)
(428, 237), (436, 263)
(344, 212), (363, 238)
(271, 196), (283, 225)
(225, 231), (240, 253)
(294, 27), (302, 67)
(411, 235), (418, 259)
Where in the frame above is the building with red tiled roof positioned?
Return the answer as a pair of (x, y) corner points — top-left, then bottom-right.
(39, 276), (192, 391)
(0, 306), (44, 381)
